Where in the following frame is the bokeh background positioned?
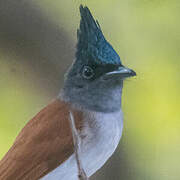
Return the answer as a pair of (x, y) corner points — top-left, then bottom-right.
(0, 0), (180, 179)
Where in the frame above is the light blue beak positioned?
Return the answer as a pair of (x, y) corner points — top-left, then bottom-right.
(104, 66), (136, 79)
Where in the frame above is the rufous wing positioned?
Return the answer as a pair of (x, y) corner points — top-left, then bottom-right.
(0, 99), (83, 180)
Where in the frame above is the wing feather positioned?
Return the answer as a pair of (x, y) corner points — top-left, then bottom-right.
(0, 99), (83, 180)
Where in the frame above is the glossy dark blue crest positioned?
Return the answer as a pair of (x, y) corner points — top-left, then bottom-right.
(76, 5), (122, 65)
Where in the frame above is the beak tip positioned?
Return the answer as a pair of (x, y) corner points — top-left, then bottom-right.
(130, 69), (136, 77)
(118, 66), (136, 77)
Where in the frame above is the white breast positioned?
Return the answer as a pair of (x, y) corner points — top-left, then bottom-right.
(42, 109), (123, 180)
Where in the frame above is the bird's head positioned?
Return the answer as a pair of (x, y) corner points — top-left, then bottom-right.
(62, 5), (136, 112)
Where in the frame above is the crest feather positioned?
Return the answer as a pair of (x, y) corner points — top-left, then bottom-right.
(76, 5), (121, 65)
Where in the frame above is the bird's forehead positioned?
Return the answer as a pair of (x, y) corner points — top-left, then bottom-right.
(95, 41), (121, 65)
(79, 41), (121, 65)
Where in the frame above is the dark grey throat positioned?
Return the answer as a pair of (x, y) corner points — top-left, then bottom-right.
(61, 86), (123, 113)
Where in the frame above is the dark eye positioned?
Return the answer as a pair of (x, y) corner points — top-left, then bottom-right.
(82, 66), (94, 79)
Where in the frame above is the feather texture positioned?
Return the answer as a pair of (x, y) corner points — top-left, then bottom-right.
(0, 99), (83, 180)
(76, 5), (121, 65)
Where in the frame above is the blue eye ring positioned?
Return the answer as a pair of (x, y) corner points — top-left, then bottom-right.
(82, 66), (94, 79)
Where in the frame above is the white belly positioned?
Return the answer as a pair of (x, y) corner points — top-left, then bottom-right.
(41, 109), (123, 180)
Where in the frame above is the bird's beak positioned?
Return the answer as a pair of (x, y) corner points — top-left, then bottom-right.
(103, 66), (136, 79)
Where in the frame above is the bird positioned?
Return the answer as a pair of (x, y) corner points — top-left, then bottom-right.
(0, 5), (136, 180)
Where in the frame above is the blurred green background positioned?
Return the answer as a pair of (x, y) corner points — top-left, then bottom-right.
(0, 0), (180, 179)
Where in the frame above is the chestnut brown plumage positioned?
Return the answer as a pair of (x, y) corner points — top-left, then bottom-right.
(0, 99), (83, 180)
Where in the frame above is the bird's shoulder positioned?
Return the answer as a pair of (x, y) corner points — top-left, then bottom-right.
(0, 99), (83, 180)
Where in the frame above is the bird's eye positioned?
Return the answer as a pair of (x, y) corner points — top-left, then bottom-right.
(82, 66), (94, 79)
